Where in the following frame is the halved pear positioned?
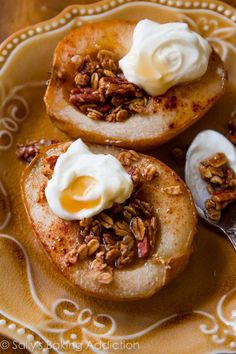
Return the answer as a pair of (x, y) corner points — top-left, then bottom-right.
(21, 142), (197, 301)
(44, 20), (226, 150)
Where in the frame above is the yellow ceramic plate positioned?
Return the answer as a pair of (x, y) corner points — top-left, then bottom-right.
(0, 0), (236, 353)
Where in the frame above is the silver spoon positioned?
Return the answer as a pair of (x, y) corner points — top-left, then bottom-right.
(190, 190), (236, 251)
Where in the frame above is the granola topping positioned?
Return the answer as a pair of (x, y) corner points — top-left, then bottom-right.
(199, 152), (236, 221)
(76, 196), (158, 273)
(42, 144), (159, 284)
(69, 50), (151, 122)
(71, 152), (159, 281)
(62, 190), (159, 284)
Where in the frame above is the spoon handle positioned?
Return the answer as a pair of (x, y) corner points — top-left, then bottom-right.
(223, 228), (236, 250)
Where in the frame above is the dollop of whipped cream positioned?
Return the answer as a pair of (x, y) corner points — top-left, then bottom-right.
(45, 139), (133, 220)
(119, 19), (212, 96)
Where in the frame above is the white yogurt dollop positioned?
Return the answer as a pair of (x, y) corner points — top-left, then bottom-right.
(119, 19), (212, 96)
(45, 139), (133, 220)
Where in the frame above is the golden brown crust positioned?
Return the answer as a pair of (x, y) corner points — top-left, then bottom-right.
(44, 20), (227, 150)
(21, 142), (197, 301)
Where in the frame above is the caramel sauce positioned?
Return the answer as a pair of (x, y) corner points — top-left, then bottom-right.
(60, 176), (101, 213)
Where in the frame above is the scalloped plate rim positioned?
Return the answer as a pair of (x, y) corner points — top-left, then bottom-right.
(0, 1), (236, 353)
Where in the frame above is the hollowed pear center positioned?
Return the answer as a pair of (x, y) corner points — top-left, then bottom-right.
(60, 176), (101, 213)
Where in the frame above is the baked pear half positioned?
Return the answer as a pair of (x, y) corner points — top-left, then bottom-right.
(21, 142), (197, 301)
(45, 20), (226, 150)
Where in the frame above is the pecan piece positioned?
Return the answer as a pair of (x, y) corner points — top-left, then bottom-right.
(16, 144), (39, 163)
(70, 88), (105, 105)
(16, 139), (57, 163)
(99, 77), (136, 98)
(137, 236), (150, 258)
(95, 104), (113, 114)
(111, 96), (126, 107)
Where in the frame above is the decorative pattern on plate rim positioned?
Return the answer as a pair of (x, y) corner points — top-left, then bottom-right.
(177, 13), (236, 62)
(0, 232), (236, 353)
(0, 0), (236, 68)
(0, 81), (46, 151)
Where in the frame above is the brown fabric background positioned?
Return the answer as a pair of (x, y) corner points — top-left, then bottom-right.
(0, 0), (236, 42)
